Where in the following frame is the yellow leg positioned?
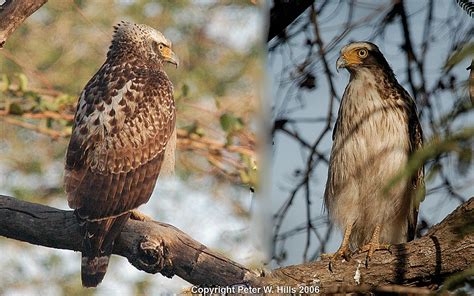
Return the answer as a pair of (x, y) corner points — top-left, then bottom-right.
(333, 224), (352, 260)
(359, 224), (391, 265)
(321, 224), (353, 270)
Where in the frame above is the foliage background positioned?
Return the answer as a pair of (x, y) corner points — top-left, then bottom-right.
(0, 0), (264, 294)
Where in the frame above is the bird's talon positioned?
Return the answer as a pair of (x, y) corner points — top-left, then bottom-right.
(358, 241), (391, 267)
(329, 260), (334, 273)
(321, 245), (352, 272)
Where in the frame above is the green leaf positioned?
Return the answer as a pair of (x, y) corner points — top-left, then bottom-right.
(439, 266), (474, 293)
(239, 169), (250, 184)
(456, 142), (473, 175)
(8, 103), (24, 115)
(238, 154), (258, 189)
(220, 112), (244, 133)
(0, 74), (10, 92)
(39, 98), (59, 112)
(181, 83), (189, 97)
(55, 94), (76, 109)
(444, 42), (474, 71)
(183, 122), (205, 137)
(23, 90), (41, 102)
(15, 73), (28, 92)
(386, 128), (474, 194)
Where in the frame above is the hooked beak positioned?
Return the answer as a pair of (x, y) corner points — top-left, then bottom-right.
(163, 49), (179, 68)
(336, 56), (347, 72)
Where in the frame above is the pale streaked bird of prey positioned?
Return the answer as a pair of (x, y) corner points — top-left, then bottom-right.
(324, 41), (424, 264)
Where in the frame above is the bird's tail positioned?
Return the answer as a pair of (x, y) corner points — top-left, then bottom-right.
(81, 254), (109, 287)
(80, 212), (131, 287)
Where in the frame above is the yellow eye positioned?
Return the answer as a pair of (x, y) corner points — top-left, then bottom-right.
(158, 44), (164, 50)
(358, 48), (368, 58)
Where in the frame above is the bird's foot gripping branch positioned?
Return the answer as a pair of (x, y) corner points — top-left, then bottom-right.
(0, 194), (473, 292)
(0, 195), (261, 287)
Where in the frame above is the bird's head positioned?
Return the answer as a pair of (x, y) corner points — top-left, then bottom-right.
(110, 21), (179, 68)
(336, 41), (391, 74)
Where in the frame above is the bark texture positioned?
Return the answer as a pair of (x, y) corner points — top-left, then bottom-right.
(1, 194), (473, 292)
(0, 195), (261, 287)
(263, 197), (474, 293)
(0, 0), (48, 48)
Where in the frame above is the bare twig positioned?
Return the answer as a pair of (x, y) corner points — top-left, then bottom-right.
(0, 113), (255, 183)
(0, 116), (71, 139)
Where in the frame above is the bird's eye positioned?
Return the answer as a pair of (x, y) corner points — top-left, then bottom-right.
(153, 42), (164, 52)
(358, 49), (368, 58)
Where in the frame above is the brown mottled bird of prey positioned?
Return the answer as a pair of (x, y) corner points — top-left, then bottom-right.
(64, 21), (178, 287)
(324, 41), (424, 264)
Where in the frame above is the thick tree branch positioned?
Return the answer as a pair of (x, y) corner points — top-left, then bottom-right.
(261, 197), (474, 292)
(1, 194), (473, 292)
(0, 195), (261, 287)
(0, 0), (48, 48)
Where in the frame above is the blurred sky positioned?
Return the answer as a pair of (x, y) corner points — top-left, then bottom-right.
(269, 0), (473, 266)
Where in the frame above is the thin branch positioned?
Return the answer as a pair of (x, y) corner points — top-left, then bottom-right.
(273, 6), (339, 259)
(0, 116), (70, 139)
(177, 129), (255, 158)
(396, 0), (420, 100)
(0, 113), (255, 183)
